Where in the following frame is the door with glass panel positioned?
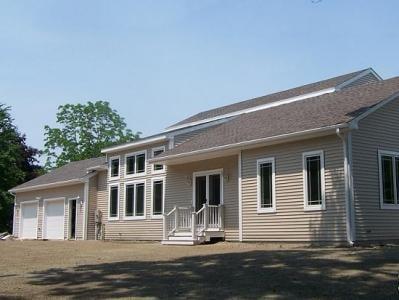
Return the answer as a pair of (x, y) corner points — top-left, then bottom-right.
(194, 171), (222, 211)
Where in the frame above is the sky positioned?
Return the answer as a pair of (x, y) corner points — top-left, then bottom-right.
(1, 0), (398, 163)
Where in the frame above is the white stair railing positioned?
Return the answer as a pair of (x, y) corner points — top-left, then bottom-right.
(177, 207), (192, 231)
(163, 206), (177, 239)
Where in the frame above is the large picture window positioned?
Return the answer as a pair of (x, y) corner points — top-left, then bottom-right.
(124, 181), (145, 218)
(257, 158), (276, 213)
(303, 150), (325, 210)
(379, 150), (399, 209)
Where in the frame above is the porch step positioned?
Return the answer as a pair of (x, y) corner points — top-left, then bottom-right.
(173, 231), (192, 237)
(161, 239), (197, 246)
(168, 235), (194, 241)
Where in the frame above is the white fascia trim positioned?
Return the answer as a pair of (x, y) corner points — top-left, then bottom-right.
(101, 135), (167, 154)
(336, 68), (383, 90)
(9, 179), (85, 193)
(349, 92), (399, 129)
(151, 124), (348, 164)
(165, 88), (336, 132)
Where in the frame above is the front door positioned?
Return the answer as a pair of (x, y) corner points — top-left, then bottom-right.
(194, 171), (222, 211)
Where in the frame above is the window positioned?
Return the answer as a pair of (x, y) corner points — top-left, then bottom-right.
(152, 146), (165, 173)
(124, 181), (145, 218)
(257, 158), (276, 213)
(303, 150), (325, 210)
(125, 151), (146, 176)
(152, 178), (164, 217)
(378, 150), (399, 209)
(109, 184), (119, 220)
(109, 156), (120, 179)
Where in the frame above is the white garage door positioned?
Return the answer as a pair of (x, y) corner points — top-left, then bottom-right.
(21, 202), (38, 239)
(44, 199), (65, 240)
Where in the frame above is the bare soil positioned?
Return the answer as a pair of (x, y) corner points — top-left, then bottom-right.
(0, 240), (398, 299)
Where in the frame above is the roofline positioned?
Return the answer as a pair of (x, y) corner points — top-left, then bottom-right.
(165, 87), (336, 132)
(150, 123), (349, 164)
(9, 178), (85, 193)
(336, 68), (382, 90)
(101, 135), (167, 154)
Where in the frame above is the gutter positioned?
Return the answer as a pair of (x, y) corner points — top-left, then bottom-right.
(336, 128), (355, 246)
(151, 123), (349, 164)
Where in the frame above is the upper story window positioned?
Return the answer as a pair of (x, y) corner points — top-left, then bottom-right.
(257, 158), (276, 213)
(125, 151), (146, 177)
(109, 156), (120, 180)
(303, 150), (325, 211)
(378, 150), (399, 209)
(152, 146), (165, 173)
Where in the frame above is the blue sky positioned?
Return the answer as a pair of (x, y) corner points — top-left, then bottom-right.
(1, 0), (398, 161)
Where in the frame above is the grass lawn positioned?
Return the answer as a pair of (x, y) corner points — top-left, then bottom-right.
(0, 240), (398, 299)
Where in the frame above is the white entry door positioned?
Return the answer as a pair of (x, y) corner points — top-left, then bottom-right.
(44, 199), (65, 240)
(21, 202), (38, 239)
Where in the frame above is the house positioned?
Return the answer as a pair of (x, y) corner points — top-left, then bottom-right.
(9, 68), (399, 245)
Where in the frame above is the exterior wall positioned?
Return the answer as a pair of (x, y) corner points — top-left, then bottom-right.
(351, 98), (399, 241)
(165, 156), (239, 241)
(98, 142), (169, 240)
(241, 135), (346, 242)
(14, 184), (85, 239)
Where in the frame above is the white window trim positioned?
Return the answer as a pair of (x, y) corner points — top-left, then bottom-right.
(378, 149), (399, 210)
(43, 197), (66, 240)
(108, 183), (120, 221)
(19, 200), (39, 239)
(192, 169), (224, 207)
(303, 150), (326, 211)
(257, 157), (276, 213)
(123, 180), (146, 220)
(151, 176), (165, 218)
(151, 146), (166, 174)
(125, 150), (147, 178)
(108, 155), (120, 181)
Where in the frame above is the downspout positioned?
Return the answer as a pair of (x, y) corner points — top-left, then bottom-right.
(336, 128), (355, 246)
(238, 151), (243, 242)
(83, 180), (89, 240)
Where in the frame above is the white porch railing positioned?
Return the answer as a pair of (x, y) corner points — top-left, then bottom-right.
(163, 204), (224, 240)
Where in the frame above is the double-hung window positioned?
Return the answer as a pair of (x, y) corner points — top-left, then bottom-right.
(109, 156), (120, 180)
(257, 158), (276, 213)
(124, 181), (145, 219)
(378, 150), (399, 209)
(151, 178), (165, 217)
(125, 151), (146, 177)
(303, 150), (325, 211)
(108, 184), (119, 220)
(152, 146), (166, 173)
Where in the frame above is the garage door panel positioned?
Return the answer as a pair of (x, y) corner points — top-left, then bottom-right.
(21, 202), (38, 239)
(44, 200), (65, 240)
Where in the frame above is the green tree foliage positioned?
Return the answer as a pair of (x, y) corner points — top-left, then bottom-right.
(44, 101), (140, 169)
(0, 104), (42, 232)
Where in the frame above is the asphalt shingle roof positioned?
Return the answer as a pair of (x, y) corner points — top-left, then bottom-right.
(161, 77), (399, 157)
(11, 157), (106, 191)
(169, 69), (369, 128)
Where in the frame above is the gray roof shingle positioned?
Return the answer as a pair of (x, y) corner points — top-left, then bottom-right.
(169, 69), (370, 128)
(161, 76), (399, 157)
(11, 157), (106, 191)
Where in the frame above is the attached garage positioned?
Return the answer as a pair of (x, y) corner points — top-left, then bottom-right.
(20, 201), (38, 239)
(43, 198), (65, 240)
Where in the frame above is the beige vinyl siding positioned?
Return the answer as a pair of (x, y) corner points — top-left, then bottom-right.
(13, 184), (85, 239)
(87, 175), (98, 240)
(98, 142), (168, 240)
(241, 135), (346, 242)
(351, 97), (399, 241)
(165, 156), (239, 241)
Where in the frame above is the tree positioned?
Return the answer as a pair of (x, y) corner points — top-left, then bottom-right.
(0, 104), (42, 232)
(44, 101), (140, 169)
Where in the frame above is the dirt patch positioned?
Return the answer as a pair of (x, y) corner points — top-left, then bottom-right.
(0, 240), (398, 299)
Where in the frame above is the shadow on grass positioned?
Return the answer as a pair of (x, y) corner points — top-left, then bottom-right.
(28, 247), (398, 299)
